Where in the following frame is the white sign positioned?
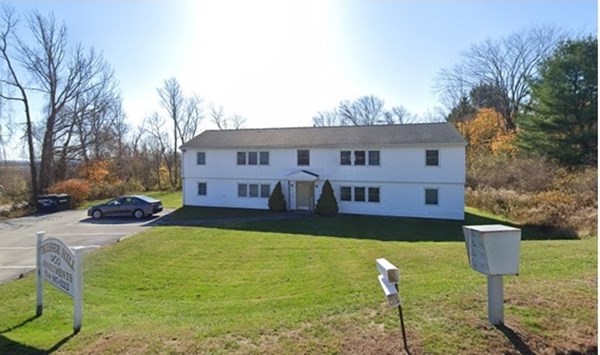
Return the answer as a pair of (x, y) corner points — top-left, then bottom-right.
(378, 275), (400, 307)
(375, 258), (400, 307)
(36, 232), (85, 333)
(376, 258), (400, 283)
(40, 237), (76, 297)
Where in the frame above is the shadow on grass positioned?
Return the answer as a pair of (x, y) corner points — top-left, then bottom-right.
(495, 324), (535, 355)
(0, 315), (75, 354)
(157, 207), (579, 242)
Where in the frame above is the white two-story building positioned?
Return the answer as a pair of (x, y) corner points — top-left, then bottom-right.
(180, 123), (466, 220)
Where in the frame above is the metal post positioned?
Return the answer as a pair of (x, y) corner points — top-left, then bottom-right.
(487, 275), (504, 325)
(35, 231), (44, 316)
(73, 248), (84, 334)
(395, 284), (410, 354)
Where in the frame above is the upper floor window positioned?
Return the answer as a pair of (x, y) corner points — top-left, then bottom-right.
(368, 151), (380, 166)
(297, 150), (310, 166)
(237, 152), (246, 165)
(426, 150), (439, 166)
(341, 150), (380, 166)
(259, 152), (269, 165)
(196, 152), (206, 165)
(354, 151), (366, 165)
(248, 151), (258, 165)
(340, 151), (352, 165)
(237, 151), (269, 166)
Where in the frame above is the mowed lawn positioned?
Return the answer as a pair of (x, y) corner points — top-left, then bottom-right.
(0, 211), (596, 354)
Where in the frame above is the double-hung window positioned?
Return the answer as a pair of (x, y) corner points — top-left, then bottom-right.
(425, 188), (439, 205)
(368, 151), (380, 166)
(426, 150), (439, 166)
(237, 152), (246, 165)
(197, 182), (207, 196)
(197, 152), (206, 165)
(259, 152), (269, 165)
(297, 150), (310, 166)
(340, 186), (352, 201)
(354, 151), (366, 165)
(340, 151), (352, 165)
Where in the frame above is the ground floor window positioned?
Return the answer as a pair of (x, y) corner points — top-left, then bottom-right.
(368, 187), (380, 202)
(238, 183), (270, 198)
(340, 186), (352, 201)
(197, 182), (207, 196)
(425, 188), (439, 205)
(340, 185), (379, 203)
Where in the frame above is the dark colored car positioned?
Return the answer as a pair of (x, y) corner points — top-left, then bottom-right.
(87, 195), (163, 220)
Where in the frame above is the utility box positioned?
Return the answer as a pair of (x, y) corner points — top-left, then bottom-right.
(463, 224), (521, 276)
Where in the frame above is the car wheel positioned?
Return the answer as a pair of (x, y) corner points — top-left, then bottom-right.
(133, 209), (144, 219)
(92, 209), (103, 219)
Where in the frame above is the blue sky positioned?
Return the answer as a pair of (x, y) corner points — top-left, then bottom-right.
(6, 0), (599, 133)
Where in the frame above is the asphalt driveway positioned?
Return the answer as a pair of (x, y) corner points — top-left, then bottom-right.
(0, 209), (169, 284)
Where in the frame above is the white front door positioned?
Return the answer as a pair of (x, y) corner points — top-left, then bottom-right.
(296, 182), (314, 210)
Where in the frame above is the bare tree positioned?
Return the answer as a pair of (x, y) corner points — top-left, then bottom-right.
(229, 113), (246, 129)
(383, 106), (416, 124)
(435, 25), (565, 130)
(338, 95), (386, 125)
(209, 103), (227, 129)
(181, 94), (203, 142)
(0, 5), (38, 198)
(312, 95), (417, 126)
(312, 109), (339, 127)
(143, 112), (173, 189)
(14, 10), (117, 191)
(157, 77), (184, 188)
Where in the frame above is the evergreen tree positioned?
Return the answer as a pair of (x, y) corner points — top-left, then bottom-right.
(315, 180), (339, 216)
(268, 181), (287, 212)
(518, 36), (597, 167)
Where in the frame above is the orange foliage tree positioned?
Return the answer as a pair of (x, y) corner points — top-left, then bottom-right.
(47, 179), (90, 207)
(460, 108), (516, 157)
(78, 160), (110, 184)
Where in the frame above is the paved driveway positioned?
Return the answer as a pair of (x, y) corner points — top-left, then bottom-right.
(0, 209), (168, 284)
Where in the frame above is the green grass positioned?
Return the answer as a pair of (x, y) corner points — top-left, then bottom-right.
(0, 214), (596, 354)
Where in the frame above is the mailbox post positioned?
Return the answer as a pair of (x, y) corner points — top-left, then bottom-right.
(463, 224), (521, 325)
(376, 258), (410, 354)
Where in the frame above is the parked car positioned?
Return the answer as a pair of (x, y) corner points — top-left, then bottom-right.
(87, 195), (163, 220)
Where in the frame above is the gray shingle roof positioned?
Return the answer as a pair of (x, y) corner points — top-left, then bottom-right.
(180, 123), (466, 150)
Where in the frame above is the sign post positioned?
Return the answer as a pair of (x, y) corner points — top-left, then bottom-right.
(36, 232), (87, 334)
(463, 224), (521, 325)
(376, 258), (410, 354)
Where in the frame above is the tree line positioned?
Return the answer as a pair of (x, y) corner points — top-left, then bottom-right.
(436, 24), (596, 168)
(0, 6), (595, 206)
(0, 6), (251, 201)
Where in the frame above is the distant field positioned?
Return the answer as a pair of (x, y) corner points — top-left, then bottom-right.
(0, 209), (595, 354)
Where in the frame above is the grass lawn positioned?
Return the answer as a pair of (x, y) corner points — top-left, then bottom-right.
(0, 210), (596, 354)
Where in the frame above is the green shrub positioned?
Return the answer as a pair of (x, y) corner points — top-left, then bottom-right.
(268, 181), (287, 212)
(315, 180), (338, 217)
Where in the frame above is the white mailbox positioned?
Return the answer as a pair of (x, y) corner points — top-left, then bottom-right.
(463, 224), (522, 325)
(463, 224), (521, 276)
